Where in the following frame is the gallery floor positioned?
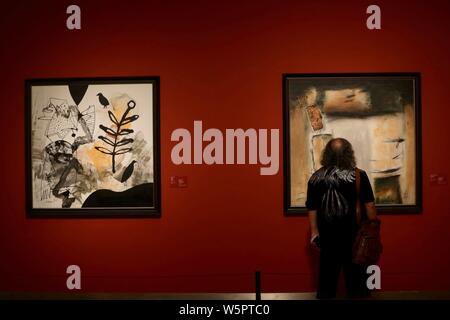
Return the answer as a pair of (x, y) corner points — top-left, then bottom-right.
(1, 291), (450, 300)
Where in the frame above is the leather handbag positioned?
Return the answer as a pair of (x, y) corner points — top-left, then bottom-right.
(352, 168), (383, 266)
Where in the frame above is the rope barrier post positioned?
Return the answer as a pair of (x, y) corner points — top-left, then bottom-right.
(255, 270), (261, 301)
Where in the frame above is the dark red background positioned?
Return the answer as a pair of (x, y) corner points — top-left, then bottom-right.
(1, 0), (449, 293)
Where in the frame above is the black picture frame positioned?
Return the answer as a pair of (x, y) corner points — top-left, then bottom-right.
(283, 73), (422, 215)
(25, 76), (161, 218)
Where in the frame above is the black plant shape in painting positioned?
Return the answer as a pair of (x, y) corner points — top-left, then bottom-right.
(95, 100), (139, 173)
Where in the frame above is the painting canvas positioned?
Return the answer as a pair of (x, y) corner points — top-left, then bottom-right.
(284, 73), (421, 214)
(26, 77), (160, 216)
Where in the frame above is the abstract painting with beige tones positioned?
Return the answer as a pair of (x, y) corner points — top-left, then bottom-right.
(29, 79), (157, 211)
(286, 75), (420, 211)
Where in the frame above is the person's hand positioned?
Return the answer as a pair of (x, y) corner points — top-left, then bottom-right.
(310, 234), (320, 249)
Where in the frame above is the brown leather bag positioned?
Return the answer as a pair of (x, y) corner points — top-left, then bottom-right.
(352, 168), (383, 266)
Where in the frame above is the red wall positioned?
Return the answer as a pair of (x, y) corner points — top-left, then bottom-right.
(1, 0), (450, 293)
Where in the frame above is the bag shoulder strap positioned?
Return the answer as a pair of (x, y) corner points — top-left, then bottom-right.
(355, 167), (362, 225)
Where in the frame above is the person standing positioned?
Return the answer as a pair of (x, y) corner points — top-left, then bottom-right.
(306, 138), (378, 299)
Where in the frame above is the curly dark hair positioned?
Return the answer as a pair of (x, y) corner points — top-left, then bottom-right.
(320, 138), (356, 169)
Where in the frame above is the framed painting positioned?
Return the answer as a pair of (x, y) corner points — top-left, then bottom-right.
(26, 77), (160, 216)
(283, 73), (421, 214)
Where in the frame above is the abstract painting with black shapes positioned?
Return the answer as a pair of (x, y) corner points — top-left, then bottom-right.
(28, 78), (159, 215)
